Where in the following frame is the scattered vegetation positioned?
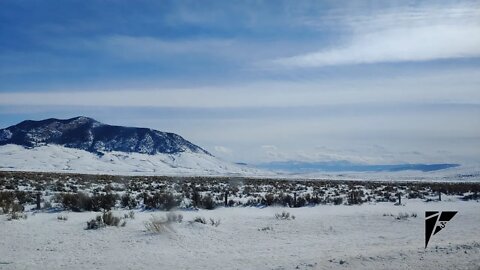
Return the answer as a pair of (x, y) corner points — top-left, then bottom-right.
(85, 211), (123, 230)
(57, 214), (68, 221)
(144, 215), (172, 233)
(191, 216), (220, 227)
(0, 171), (479, 213)
(193, 216), (207, 224)
(209, 218), (221, 227)
(258, 226), (273, 231)
(166, 212), (183, 223)
(275, 211), (295, 220)
(383, 212), (418, 220)
(7, 211), (27, 220)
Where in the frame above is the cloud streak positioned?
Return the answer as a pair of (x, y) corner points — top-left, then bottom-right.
(0, 69), (479, 108)
(271, 5), (480, 68)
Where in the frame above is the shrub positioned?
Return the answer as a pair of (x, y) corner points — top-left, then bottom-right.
(275, 211), (293, 220)
(59, 193), (116, 212)
(57, 214), (68, 221)
(91, 193), (117, 211)
(102, 211), (121, 226)
(43, 201), (52, 209)
(200, 194), (215, 210)
(193, 216), (206, 224)
(7, 203), (27, 220)
(8, 211), (27, 221)
(15, 191), (33, 205)
(0, 191), (16, 214)
(144, 216), (171, 234)
(280, 194), (293, 207)
(85, 211), (123, 230)
(166, 212), (183, 223)
(295, 196), (306, 207)
(263, 193), (275, 206)
(258, 226), (273, 231)
(120, 193), (137, 209)
(332, 197), (343, 205)
(86, 216), (104, 230)
(191, 216), (220, 227)
(209, 218), (221, 227)
(124, 210), (135, 219)
(395, 212), (410, 220)
(60, 193), (92, 212)
(144, 192), (180, 210)
(347, 190), (363, 205)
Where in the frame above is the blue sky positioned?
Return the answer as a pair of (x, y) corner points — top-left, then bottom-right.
(0, 0), (479, 164)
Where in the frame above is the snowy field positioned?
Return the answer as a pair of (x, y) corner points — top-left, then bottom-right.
(2, 144), (480, 182)
(1, 199), (479, 270)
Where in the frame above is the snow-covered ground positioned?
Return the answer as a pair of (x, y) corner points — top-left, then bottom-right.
(2, 144), (479, 182)
(1, 199), (479, 270)
(280, 165), (480, 182)
(0, 144), (268, 177)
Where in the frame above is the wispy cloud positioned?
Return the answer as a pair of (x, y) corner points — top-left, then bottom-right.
(271, 4), (480, 68)
(0, 69), (479, 107)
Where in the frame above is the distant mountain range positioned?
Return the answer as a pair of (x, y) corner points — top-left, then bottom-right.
(258, 161), (460, 173)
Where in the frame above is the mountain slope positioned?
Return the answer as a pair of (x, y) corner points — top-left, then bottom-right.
(0, 116), (209, 155)
(0, 144), (260, 176)
(0, 117), (264, 176)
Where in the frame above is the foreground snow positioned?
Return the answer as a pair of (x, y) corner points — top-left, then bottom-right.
(0, 144), (268, 176)
(1, 200), (479, 269)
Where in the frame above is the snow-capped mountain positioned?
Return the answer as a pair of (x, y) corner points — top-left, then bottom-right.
(0, 116), (208, 155)
(0, 117), (264, 176)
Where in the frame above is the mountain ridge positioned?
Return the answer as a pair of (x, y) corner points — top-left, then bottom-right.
(0, 116), (210, 156)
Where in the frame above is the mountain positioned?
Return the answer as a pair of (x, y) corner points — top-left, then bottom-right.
(0, 116), (208, 156)
(0, 117), (265, 176)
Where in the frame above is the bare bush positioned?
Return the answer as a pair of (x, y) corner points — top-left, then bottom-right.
(0, 192), (17, 214)
(124, 210), (135, 219)
(275, 211), (294, 220)
(209, 218), (221, 227)
(144, 216), (171, 233)
(57, 214), (68, 221)
(395, 212), (410, 220)
(102, 211), (121, 226)
(59, 192), (117, 212)
(121, 193), (137, 209)
(200, 194), (216, 210)
(85, 211), (122, 229)
(166, 212), (183, 223)
(191, 216), (220, 227)
(193, 216), (206, 224)
(144, 192), (180, 210)
(43, 201), (52, 209)
(7, 211), (27, 221)
(86, 216), (104, 230)
(258, 226), (273, 231)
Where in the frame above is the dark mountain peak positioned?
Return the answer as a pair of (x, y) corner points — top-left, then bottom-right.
(0, 116), (210, 156)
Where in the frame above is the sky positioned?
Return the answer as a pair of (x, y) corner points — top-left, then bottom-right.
(0, 0), (479, 165)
